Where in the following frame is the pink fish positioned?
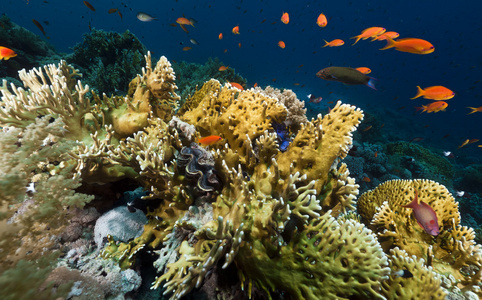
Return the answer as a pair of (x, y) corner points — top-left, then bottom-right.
(402, 190), (439, 236)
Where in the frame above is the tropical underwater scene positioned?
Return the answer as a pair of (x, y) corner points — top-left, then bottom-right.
(0, 0), (481, 299)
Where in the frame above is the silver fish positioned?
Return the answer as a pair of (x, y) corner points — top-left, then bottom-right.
(190, 38), (199, 45)
(136, 12), (157, 22)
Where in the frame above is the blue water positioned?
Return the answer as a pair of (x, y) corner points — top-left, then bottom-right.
(3, 0), (481, 158)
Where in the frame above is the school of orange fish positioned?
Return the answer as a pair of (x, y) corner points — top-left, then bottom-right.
(1, 3), (480, 151)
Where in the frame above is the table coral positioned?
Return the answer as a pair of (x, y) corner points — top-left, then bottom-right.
(358, 179), (482, 296)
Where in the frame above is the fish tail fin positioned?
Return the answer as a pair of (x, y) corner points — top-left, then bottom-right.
(467, 107), (477, 114)
(366, 77), (377, 90)
(410, 86), (424, 99)
(421, 105), (428, 113)
(351, 35), (361, 45)
(322, 40), (329, 47)
(379, 36), (396, 50)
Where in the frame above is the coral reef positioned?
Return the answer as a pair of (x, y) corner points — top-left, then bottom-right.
(68, 29), (147, 95)
(386, 141), (454, 187)
(2, 53), (481, 300)
(358, 179), (482, 296)
(172, 57), (247, 102)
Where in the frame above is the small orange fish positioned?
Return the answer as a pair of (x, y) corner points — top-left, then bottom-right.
(467, 106), (482, 114)
(468, 139), (480, 145)
(374, 151), (378, 158)
(278, 41), (286, 48)
(218, 66), (229, 71)
(411, 86), (454, 100)
(420, 101), (448, 113)
(323, 39), (344, 47)
(362, 176), (371, 182)
(224, 49), (228, 53)
(238, 42), (242, 48)
(380, 37), (434, 54)
(176, 17), (194, 26)
(363, 125), (373, 132)
(117, 10), (123, 20)
(230, 82), (244, 90)
(281, 12), (289, 24)
(218, 33), (223, 40)
(232, 25), (240, 34)
(182, 46), (192, 51)
(108, 8), (118, 14)
(372, 31), (399, 41)
(198, 135), (223, 146)
(253, 83), (258, 88)
(317, 13), (327, 27)
(0, 47), (17, 60)
(351, 27), (386, 45)
(458, 139), (470, 149)
(83, 1), (95, 11)
(355, 67), (371, 74)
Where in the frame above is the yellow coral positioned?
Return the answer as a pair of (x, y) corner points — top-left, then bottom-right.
(358, 179), (482, 296)
(180, 79), (288, 164)
(381, 247), (446, 300)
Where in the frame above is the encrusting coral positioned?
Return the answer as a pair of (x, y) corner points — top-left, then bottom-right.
(3, 52), (481, 300)
(358, 179), (482, 296)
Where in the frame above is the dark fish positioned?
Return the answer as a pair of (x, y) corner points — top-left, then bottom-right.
(32, 19), (48, 37)
(393, 269), (413, 279)
(83, 1), (96, 11)
(308, 94), (322, 103)
(316, 66), (376, 90)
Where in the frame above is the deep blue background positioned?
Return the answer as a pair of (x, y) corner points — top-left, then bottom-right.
(3, 0), (482, 159)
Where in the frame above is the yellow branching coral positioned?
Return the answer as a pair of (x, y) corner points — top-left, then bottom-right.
(358, 179), (482, 295)
(382, 247), (446, 299)
(180, 79), (288, 164)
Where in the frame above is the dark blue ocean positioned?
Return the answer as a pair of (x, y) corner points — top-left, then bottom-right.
(2, 0), (481, 165)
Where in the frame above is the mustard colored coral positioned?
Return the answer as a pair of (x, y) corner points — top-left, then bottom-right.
(358, 179), (482, 296)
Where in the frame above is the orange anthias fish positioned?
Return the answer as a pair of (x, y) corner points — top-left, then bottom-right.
(232, 25), (240, 34)
(108, 8), (118, 14)
(198, 135), (223, 146)
(281, 12), (289, 24)
(176, 17), (194, 26)
(316, 13), (327, 27)
(380, 37), (434, 54)
(420, 101), (448, 113)
(355, 67), (371, 74)
(351, 27), (386, 45)
(0, 46), (17, 60)
(218, 33), (223, 40)
(372, 31), (399, 41)
(467, 106), (482, 114)
(182, 46), (192, 51)
(410, 86), (455, 100)
(230, 82), (244, 90)
(218, 66), (229, 71)
(278, 41), (286, 48)
(83, 1), (95, 11)
(323, 39), (344, 47)
(402, 190), (439, 236)
(458, 139), (470, 149)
